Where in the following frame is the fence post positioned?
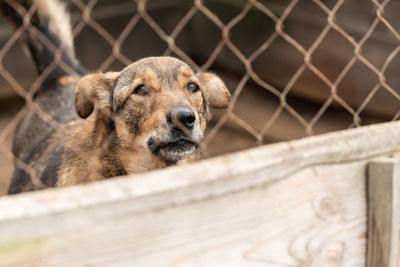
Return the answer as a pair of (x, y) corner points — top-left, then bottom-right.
(367, 157), (400, 267)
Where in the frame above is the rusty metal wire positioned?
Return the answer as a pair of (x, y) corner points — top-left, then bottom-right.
(1, 0), (400, 188)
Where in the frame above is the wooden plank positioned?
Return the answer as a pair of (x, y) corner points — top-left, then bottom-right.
(0, 161), (367, 266)
(1, 121), (400, 265)
(367, 157), (400, 267)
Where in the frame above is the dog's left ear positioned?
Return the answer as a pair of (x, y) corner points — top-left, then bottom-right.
(197, 72), (231, 108)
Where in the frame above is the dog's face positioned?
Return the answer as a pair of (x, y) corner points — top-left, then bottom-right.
(74, 57), (230, 164)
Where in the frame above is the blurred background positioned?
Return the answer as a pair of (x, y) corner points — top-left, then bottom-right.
(1, 0), (400, 195)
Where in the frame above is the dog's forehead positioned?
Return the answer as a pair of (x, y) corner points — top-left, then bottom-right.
(112, 57), (197, 110)
(121, 57), (194, 82)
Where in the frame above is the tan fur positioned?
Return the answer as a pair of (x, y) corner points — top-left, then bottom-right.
(197, 72), (230, 109)
(52, 57), (231, 187)
(58, 75), (80, 85)
(4, 1), (231, 193)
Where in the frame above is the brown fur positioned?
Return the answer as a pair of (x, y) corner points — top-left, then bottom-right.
(3, 0), (230, 194)
(15, 57), (230, 190)
(56, 57), (230, 186)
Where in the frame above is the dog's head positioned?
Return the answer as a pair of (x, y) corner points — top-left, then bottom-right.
(74, 57), (230, 164)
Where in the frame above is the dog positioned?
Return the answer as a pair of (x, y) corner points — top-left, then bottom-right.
(1, 0), (230, 194)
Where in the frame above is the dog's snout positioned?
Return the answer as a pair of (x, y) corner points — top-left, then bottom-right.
(167, 107), (196, 130)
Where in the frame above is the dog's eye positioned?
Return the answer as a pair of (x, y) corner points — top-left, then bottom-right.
(133, 84), (147, 96)
(187, 82), (200, 93)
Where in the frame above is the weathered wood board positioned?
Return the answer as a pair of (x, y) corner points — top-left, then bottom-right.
(368, 157), (400, 267)
(1, 121), (400, 266)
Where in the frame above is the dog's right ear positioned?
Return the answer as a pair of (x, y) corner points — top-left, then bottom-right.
(75, 72), (118, 118)
(197, 72), (231, 109)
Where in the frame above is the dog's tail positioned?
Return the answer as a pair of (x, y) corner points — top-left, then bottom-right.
(0, 0), (86, 82)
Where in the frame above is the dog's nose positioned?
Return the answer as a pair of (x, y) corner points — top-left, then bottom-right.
(167, 107), (196, 131)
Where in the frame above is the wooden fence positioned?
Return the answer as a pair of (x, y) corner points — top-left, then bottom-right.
(0, 121), (400, 266)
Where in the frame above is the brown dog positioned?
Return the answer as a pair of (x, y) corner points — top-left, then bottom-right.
(2, 0), (230, 193)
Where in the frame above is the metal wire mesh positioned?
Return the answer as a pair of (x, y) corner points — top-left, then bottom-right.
(1, 0), (400, 192)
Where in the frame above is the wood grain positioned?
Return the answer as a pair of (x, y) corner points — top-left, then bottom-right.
(0, 162), (367, 266)
(1, 121), (400, 266)
(368, 157), (400, 267)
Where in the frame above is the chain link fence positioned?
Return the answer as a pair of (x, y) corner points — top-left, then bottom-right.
(1, 0), (400, 193)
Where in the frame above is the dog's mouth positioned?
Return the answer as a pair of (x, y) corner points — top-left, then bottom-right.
(147, 136), (199, 162)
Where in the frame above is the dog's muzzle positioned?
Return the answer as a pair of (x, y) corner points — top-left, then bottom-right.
(147, 106), (201, 161)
